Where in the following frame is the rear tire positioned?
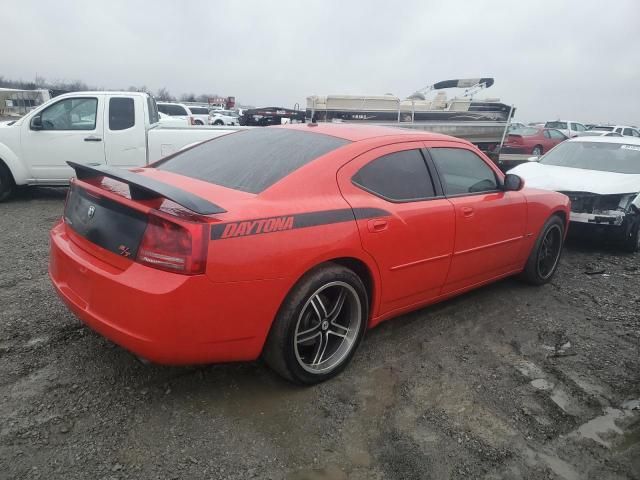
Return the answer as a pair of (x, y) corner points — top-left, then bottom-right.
(194, 120), (204, 125)
(532, 145), (543, 156)
(263, 263), (368, 385)
(214, 120), (224, 126)
(0, 161), (15, 202)
(520, 215), (565, 285)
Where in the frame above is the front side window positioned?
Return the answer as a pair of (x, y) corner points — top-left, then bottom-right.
(430, 148), (498, 195)
(40, 98), (98, 130)
(573, 123), (586, 132)
(109, 98), (135, 130)
(352, 149), (435, 202)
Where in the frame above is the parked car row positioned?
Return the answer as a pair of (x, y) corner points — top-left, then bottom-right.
(157, 102), (241, 126)
(0, 92), (242, 200)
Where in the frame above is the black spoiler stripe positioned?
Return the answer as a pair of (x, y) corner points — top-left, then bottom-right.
(67, 161), (226, 215)
(210, 207), (390, 240)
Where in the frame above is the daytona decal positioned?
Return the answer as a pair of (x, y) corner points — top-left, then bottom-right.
(210, 208), (389, 240)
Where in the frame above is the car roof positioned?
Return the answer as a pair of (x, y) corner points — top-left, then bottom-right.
(568, 135), (640, 145)
(277, 123), (460, 143)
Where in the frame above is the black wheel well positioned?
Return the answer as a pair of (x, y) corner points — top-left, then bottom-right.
(327, 257), (375, 314)
(552, 210), (567, 226)
(0, 157), (16, 184)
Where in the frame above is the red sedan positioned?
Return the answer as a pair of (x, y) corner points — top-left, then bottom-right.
(49, 124), (570, 384)
(502, 127), (568, 156)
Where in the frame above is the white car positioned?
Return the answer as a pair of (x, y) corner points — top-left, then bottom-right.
(544, 120), (588, 138)
(185, 106), (211, 125)
(158, 111), (189, 127)
(588, 125), (640, 138)
(157, 102), (193, 125)
(209, 110), (239, 126)
(509, 136), (640, 251)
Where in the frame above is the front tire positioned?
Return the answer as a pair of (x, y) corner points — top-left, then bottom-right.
(520, 215), (565, 285)
(0, 161), (15, 202)
(621, 217), (640, 253)
(214, 120), (224, 126)
(263, 263), (368, 384)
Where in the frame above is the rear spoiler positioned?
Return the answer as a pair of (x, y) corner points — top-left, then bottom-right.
(67, 162), (226, 215)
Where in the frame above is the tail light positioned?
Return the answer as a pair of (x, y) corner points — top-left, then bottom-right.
(137, 213), (208, 275)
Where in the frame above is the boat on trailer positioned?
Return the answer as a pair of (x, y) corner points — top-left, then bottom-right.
(306, 78), (514, 150)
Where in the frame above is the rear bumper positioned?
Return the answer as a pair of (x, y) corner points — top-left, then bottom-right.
(49, 222), (287, 365)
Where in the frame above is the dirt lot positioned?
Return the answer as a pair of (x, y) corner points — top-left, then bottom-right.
(0, 187), (638, 480)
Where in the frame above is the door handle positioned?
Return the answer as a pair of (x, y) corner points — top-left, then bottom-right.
(84, 136), (102, 142)
(367, 219), (388, 233)
(461, 206), (475, 218)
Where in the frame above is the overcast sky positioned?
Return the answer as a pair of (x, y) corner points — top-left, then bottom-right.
(2, 0), (639, 124)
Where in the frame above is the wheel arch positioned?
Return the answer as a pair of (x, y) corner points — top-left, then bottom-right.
(0, 143), (29, 185)
(278, 252), (382, 329)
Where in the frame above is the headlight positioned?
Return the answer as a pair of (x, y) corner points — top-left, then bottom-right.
(617, 194), (636, 211)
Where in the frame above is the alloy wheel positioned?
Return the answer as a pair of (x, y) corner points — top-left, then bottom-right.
(537, 224), (562, 279)
(294, 281), (362, 374)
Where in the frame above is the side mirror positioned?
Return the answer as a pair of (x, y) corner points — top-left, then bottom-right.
(504, 173), (524, 191)
(31, 115), (43, 130)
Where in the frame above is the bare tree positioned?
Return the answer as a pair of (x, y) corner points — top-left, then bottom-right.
(156, 87), (175, 102)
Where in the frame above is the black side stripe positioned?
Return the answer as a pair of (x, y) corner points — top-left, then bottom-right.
(210, 207), (390, 240)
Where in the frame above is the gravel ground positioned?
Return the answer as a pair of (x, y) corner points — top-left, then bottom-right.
(0, 187), (638, 480)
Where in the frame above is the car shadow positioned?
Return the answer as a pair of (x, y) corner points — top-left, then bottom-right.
(10, 185), (68, 202)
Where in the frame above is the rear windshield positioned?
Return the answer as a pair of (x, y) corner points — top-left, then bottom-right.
(540, 141), (640, 174)
(591, 126), (614, 131)
(545, 121), (568, 129)
(510, 127), (538, 136)
(154, 128), (350, 193)
(189, 107), (209, 114)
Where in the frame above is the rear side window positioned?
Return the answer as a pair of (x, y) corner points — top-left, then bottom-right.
(430, 148), (498, 195)
(548, 129), (566, 139)
(109, 97), (135, 130)
(353, 149), (435, 202)
(155, 128), (350, 193)
(158, 104), (188, 116)
(545, 121), (567, 129)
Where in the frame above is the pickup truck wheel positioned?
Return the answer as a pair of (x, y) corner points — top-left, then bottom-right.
(0, 162), (15, 202)
(263, 263), (368, 385)
(520, 215), (565, 285)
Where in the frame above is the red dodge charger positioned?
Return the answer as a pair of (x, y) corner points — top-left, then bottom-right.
(49, 124), (570, 384)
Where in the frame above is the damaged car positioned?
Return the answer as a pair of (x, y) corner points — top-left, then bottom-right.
(509, 137), (640, 252)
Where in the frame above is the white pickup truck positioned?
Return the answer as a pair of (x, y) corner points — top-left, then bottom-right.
(0, 91), (243, 200)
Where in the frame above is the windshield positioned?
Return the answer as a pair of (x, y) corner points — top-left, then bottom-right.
(545, 121), (567, 129)
(540, 141), (640, 174)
